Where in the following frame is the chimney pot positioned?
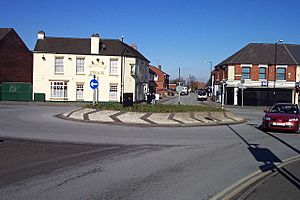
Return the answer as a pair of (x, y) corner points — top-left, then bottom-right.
(37, 31), (45, 39)
(91, 33), (99, 37)
(158, 65), (162, 70)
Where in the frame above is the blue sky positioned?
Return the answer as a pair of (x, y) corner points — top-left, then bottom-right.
(2, 0), (300, 81)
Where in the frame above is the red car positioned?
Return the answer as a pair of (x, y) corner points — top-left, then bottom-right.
(262, 103), (300, 132)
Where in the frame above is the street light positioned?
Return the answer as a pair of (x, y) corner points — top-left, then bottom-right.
(273, 40), (283, 104)
(120, 36), (124, 103)
(205, 61), (213, 98)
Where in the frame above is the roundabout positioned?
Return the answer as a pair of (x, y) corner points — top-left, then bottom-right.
(59, 108), (245, 127)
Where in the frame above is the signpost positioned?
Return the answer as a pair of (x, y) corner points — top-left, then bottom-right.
(176, 82), (182, 104)
(238, 81), (246, 107)
(221, 80), (227, 109)
(90, 78), (99, 106)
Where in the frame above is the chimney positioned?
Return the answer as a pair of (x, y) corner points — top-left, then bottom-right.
(131, 44), (137, 50)
(158, 65), (162, 70)
(37, 31), (45, 39)
(91, 33), (100, 54)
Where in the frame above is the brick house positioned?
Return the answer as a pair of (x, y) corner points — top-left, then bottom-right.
(149, 65), (170, 96)
(0, 28), (33, 83)
(213, 43), (300, 106)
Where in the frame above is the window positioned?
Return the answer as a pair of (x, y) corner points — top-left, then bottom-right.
(76, 58), (85, 74)
(242, 67), (251, 79)
(130, 64), (136, 76)
(259, 67), (266, 79)
(277, 68), (286, 80)
(109, 84), (118, 101)
(110, 59), (118, 75)
(55, 57), (64, 73)
(76, 84), (84, 100)
(50, 81), (68, 98)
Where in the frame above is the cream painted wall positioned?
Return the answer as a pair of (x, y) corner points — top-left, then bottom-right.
(296, 65), (300, 82)
(228, 65), (235, 80)
(33, 53), (149, 102)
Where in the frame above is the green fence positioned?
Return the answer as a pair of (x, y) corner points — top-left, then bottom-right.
(1, 82), (32, 101)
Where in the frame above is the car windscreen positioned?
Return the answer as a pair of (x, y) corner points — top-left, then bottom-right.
(269, 105), (299, 114)
(198, 91), (206, 95)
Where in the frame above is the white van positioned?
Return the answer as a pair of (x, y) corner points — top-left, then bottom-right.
(181, 87), (188, 95)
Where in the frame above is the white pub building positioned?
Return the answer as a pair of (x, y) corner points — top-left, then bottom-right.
(33, 31), (150, 102)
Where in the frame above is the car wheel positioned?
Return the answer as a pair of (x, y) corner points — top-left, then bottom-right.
(260, 123), (267, 132)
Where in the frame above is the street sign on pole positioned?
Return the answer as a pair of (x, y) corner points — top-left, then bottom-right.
(176, 84), (182, 93)
(237, 82), (246, 107)
(90, 79), (99, 89)
(90, 79), (99, 106)
(176, 82), (182, 104)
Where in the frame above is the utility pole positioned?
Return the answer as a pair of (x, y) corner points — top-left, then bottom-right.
(273, 40), (283, 104)
(178, 67), (181, 104)
(120, 36), (124, 104)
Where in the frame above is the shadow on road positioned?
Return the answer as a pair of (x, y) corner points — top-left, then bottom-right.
(248, 123), (300, 155)
(227, 125), (300, 190)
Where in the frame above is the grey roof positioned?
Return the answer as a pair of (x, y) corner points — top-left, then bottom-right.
(285, 44), (300, 64)
(34, 36), (149, 62)
(0, 28), (12, 40)
(216, 43), (300, 67)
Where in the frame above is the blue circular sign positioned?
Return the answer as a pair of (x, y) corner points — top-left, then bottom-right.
(90, 79), (99, 89)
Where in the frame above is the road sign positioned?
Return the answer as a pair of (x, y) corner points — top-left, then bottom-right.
(90, 79), (99, 89)
(261, 81), (268, 86)
(176, 85), (182, 93)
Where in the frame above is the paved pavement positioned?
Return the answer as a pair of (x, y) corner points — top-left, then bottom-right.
(236, 158), (300, 200)
(211, 156), (300, 200)
(60, 107), (245, 127)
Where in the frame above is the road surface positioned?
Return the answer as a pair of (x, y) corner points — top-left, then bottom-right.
(0, 102), (299, 199)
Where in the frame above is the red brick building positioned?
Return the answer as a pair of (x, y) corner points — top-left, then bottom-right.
(213, 43), (300, 106)
(0, 28), (33, 83)
(149, 65), (170, 96)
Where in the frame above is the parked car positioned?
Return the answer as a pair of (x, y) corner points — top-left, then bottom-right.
(181, 87), (188, 95)
(261, 103), (300, 132)
(197, 90), (207, 101)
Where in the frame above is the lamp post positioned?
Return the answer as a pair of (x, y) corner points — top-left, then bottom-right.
(178, 67), (181, 104)
(267, 62), (270, 107)
(205, 61), (213, 98)
(120, 36), (124, 103)
(273, 40), (283, 104)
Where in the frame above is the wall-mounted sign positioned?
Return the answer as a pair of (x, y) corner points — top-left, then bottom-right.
(88, 60), (107, 76)
(261, 81), (268, 86)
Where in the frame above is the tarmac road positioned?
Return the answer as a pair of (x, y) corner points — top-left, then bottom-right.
(0, 103), (299, 199)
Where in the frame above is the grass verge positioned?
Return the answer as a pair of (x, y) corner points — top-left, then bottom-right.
(87, 102), (222, 113)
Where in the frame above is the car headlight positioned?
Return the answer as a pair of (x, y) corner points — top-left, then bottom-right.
(289, 118), (299, 122)
(264, 116), (271, 121)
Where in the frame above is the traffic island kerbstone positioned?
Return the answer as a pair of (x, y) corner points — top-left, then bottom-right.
(89, 110), (119, 122)
(173, 113), (201, 124)
(117, 112), (149, 125)
(68, 108), (95, 120)
(148, 113), (180, 125)
(60, 109), (245, 127)
(193, 112), (215, 124)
